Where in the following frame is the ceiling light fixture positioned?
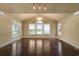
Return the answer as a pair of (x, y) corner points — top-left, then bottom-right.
(44, 5), (47, 11)
(33, 4), (47, 12)
(38, 4), (41, 10)
(33, 4), (36, 10)
(36, 17), (42, 21)
(33, 4), (47, 21)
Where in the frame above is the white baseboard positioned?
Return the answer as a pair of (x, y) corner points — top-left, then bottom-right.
(0, 37), (22, 48)
(57, 37), (79, 49)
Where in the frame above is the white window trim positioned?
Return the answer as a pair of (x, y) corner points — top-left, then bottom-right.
(28, 20), (51, 35)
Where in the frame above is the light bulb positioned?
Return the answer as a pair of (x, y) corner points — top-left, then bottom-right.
(44, 6), (47, 11)
(37, 17), (42, 21)
(38, 5), (41, 10)
(33, 4), (36, 10)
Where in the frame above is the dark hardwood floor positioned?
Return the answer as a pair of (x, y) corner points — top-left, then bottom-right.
(0, 38), (79, 56)
(21, 38), (59, 56)
(0, 43), (12, 56)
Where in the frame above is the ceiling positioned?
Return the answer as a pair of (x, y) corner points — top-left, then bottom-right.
(0, 3), (79, 21)
(0, 3), (79, 13)
(12, 13), (70, 21)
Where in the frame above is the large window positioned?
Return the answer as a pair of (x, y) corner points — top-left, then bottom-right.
(36, 23), (43, 34)
(44, 24), (50, 34)
(28, 20), (51, 35)
(12, 21), (17, 39)
(12, 20), (21, 39)
(29, 24), (35, 34)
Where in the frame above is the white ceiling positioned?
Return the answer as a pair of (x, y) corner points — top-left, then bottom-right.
(0, 3), (78, 21)
(0, 3), (79, 13)
(12, 13), (70, 21)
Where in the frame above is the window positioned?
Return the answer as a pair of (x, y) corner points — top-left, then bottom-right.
(12, 20), (21, 39)
(12, 21), (17, 39)
(29, 24), (35, 34)
(36, 23), (43, 34)
(36, 20), (43, 34)
(57, 22), (61, 35)
(28, 20), (51, 35)
(44, 24), (50, 34)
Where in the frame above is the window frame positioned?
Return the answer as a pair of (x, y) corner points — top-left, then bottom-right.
(28, 20), (51, 35)
(57, 22), (62, 36)
(12, 20), (21, 40)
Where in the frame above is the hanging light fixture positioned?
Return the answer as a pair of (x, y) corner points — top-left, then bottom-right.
(33, 4), (36, 10)
(44, 5), (47, 12)
(38, 4), (41, 10)
(36, 16), (42, 21)
(32, 4), (47, 21)
(32, 4), (47, 12)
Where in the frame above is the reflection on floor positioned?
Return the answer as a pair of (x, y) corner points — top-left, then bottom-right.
(0, 38), (79, 56)
(22, 38), (59, 56)
(24, 39), (50, 55)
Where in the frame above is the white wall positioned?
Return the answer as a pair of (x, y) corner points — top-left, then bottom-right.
(59, 15), (79, 49)
(0, 14), (12, 47)
(0, 14), (22, 48)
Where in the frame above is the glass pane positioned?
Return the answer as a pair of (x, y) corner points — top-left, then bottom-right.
(12, 25), (15, 39)
(12, 21), (20, 39)
(36, 23), (43, 34)
(58, 23), (61, 35)
(16, 24), (20, 37)
(44, 24), (50, 34)
(29, 24), (35, 34)
(36, 20), (43, 23)
(12, 24), (15, 31)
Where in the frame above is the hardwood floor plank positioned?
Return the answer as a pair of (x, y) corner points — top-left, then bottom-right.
(0, 38), (79, 56)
